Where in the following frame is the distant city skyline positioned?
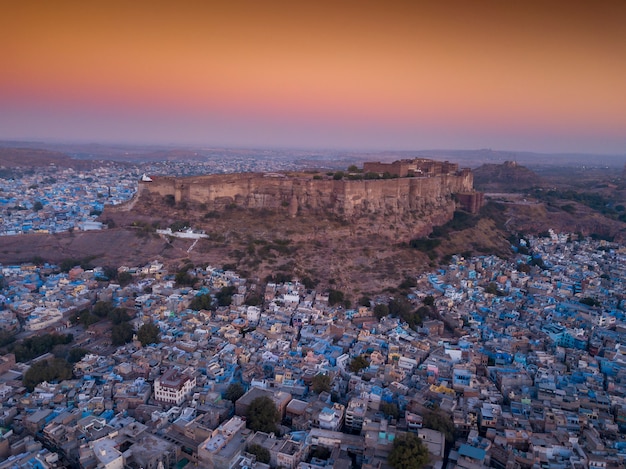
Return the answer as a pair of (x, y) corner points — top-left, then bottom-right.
(2, 1), (625, 154)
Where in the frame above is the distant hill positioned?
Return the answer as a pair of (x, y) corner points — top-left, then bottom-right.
(473, 161), (541, 192)
(0, 147), (107, 170)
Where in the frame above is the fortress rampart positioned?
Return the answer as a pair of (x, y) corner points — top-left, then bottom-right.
(139, 163), (480, 218)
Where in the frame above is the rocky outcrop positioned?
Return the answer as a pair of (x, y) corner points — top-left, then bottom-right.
(473, 161), (540, 191)
(140, 170), (476, 221)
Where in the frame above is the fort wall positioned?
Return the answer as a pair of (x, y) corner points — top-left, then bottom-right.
(139, 169), (481, 218)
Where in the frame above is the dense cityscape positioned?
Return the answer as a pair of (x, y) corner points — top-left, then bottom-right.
(0, 160), (625, 469)
(3, 1), (625, 468)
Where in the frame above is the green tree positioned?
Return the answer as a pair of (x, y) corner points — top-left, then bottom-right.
(23, 358), (73, 391)
(246, 444), (270, 464)
(399, 277), (417, 290)
(380, 402), (400, 420)
(216, 286), (236, 306)
(11, 333), (73, 362)
(224, 383), (245, 403)
(111, 322), (134, 346)
(388, 298), (411, 317)
(311, 374), (331, 394)
(310, 446), (331, 460)
(349, 355), (369, 373)
(423, 295), (435, 306)
(301, 276), (318, 289)
(423, 409), (456, 445)
(484, 282), (504, 296)
(175, 271), (195, 286)
(0, 331), (16, 348)
(328, 289), (344, 306)
(358, 296), (371, 307)
(137, 322), (160, 346)
(244, 294), (262, 306)
(117, 271), (133, 287)
(170, 220), (190, 232)
(68, 347), (89, 363)
(189, 293), (214, 311)
(246, 396), (280, 433)
(108, 307), (131, 325)
(388, 432), (430, 469)
(92, 301), (114, 318)
(580, 297), (601, 307)
(374, 303), (389, 319)
(70, 309), (99, 327)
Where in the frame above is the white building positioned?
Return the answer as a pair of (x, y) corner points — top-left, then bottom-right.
(153, 368), (196, 406)
(91, 437), (124, 469)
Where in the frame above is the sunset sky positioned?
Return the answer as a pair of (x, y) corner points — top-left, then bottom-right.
(1, 1), (625, 153)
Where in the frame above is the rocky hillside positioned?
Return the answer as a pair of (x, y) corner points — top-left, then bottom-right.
(473, 161), (541, 191)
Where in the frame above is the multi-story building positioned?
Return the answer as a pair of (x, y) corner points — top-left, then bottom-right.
(197, 416), (254, 469)
(345, 397), (368, 433)
(153, 368), (196, 406)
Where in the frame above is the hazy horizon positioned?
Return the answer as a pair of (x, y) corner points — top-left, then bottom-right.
(2, 1), (625, 154)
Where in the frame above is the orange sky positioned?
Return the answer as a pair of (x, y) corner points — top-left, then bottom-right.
(1, 0), (626, 152)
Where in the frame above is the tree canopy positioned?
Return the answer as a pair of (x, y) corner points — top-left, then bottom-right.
(311, 374), (331, 394)
(246, 444), (270, 464)
(423, 409), (456, 444)
(246, 396), (280, 434)
(11, 333), (73, 362)
(327, 289), (345, 306)
(189, 293), (214, 311)
(224, 383), (245, 403)
(216, 286), (236, 307)
(23, 358), (73, 391)
(111, 322), (134, 346)
(137, 322), (160, 346)
(388, 432), (430, 469)
(349, 355), (369, 373)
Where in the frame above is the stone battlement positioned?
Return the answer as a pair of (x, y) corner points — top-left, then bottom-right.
(139, 160), (482, 217)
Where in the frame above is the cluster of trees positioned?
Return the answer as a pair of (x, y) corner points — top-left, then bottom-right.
(224, 383), (246, 403)
(484, 282), (505, 296)
(327, 289), (345, 306)
(373, 297), (427, 331)
(111, 322), (134, 346)
(380, 402), (400, 420)
(189, 293), (213, 311)
(531, 188), (626, 222)
(246, 396), (280, 434)
(388, 433), (430, 469)
(169, 220), (190, 232)
(23, 358), (73, 391)
(137, 322), (160, 347)
(10, 333), (73, 362)
(311, 373), (331, 394)
(580, 297), (602, 307)
(215, 286), (236, 307)
(0, 331), (15, 348)
(422, 409), (456, 445)
(188, 285), (237, 311)
(349, 355), (369, 373)
(246, 444), (270, 464)
(70, 301), (145, 347)
(175, 270), (196, 286)
(59, 257), (96, 273)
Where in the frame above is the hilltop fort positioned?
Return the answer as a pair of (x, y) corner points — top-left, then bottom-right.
(138, 158), (484, 221)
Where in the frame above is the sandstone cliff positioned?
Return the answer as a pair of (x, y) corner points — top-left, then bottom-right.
(139, 171), (476, 224)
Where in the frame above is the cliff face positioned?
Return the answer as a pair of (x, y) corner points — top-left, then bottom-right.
(141, 171), (474, 217)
